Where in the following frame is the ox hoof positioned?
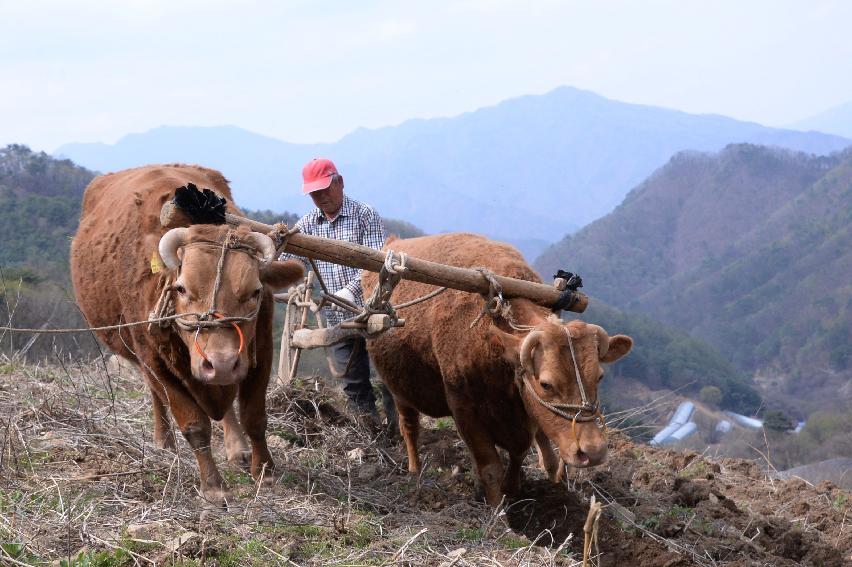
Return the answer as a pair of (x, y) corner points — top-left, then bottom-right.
(251, 460), (276, 483)
(474, 483), (486, 503)
(226, 448), (252, 469)
(224, 432), (251, 468)
(153, 433), (177, 451)
(255, 474), (275, 488)
(200, 486), (231, 508)
(550, 463), (566, 484)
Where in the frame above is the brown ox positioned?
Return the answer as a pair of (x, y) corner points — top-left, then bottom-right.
(364, 233), (632, 506)
(70, 164), (303, 502)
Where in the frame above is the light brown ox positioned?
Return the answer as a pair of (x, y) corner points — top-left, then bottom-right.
(70, 164), (303, 502)
(364, 233), (632, 506)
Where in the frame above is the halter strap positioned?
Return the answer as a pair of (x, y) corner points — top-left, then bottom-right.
(565, 327), (593, 410)
(172, 232), (255, 362)
(515, 326), (606, 439)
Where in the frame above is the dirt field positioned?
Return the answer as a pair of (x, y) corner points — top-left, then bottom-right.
(0, 359), (849, 566)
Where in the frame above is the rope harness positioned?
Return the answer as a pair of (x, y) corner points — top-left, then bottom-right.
(469, 267), (536, 332)
(469, 268), (607, 447)
(514, 328), (607, 448)
(300, 248), (447, 327)
(282, 248), (452, 379)
(355, 249), (407, 325)
(151, 232), (262, 364)
(1, 233), (264, 345)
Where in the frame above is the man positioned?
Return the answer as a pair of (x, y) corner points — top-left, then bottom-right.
(281, 158), (393, 429)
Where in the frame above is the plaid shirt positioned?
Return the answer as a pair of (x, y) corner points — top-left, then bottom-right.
(280, 195), (385, 326)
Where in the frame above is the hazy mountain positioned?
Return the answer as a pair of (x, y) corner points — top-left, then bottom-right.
(791, 99), (852, 139)
(56, 87), (850, 244)
(535, 144), (852, 416)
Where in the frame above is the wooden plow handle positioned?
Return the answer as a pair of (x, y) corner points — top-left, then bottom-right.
(160, 202), (588, 313)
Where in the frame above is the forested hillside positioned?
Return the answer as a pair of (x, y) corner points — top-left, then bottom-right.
(536, 144), (852, 416)
(0, 145), (424, 281)
(0, 146), (428, 359)
(581, 301), (760, 414)
(0, 145), (94, 281)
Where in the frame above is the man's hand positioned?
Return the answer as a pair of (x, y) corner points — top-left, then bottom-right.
(334, 287), (356, 308)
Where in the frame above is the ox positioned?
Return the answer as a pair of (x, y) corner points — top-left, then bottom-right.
(365, 233), (632, 506)
(70, 164), (303, 502)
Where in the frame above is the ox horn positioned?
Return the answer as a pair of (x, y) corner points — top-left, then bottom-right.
(158, 227), (190, 270)
(520, 330), (542, 376)
(585, 323), (609, 358)
(242, 232), (277, 265)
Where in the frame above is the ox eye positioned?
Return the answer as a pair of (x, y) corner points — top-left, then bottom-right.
(174, 284), (186, 295)
(540, 382), (553, 392)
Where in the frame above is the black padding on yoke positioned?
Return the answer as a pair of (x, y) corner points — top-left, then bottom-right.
(552, 270), (583, 312)
(173, 183), (228, 225)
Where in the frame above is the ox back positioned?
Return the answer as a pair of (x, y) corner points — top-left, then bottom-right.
(365, 232), (538, 420)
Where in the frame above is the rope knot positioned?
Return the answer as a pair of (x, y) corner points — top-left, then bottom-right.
(221, 229), (237, 248)
(268, 222), (299, 251)
(469, 267), (513, 328)
(384, 249), (407, 274)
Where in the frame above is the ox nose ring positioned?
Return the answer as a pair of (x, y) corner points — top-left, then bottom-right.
(193, 311), (246, 363)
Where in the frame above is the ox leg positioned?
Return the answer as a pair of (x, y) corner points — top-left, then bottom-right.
(221, 404), (251, 468)
(534, 428), (564, 483)
(143, 371), (228, 503)
(180, 418), (229, 504)
(150, 388), (176, 450)
(396, 402), (421, 474)
(238, 378), (275, 481)
(503, 451), (526, 496)
(452, 410), (504, 507)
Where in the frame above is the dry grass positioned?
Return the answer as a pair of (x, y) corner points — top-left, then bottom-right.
(0, 355), (583, 566)
(2, 353), (849, 567)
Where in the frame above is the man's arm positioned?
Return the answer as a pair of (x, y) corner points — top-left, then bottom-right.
(343, 207), (385, 301)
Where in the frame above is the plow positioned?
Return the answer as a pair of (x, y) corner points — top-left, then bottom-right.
(161, 194), (590, 382)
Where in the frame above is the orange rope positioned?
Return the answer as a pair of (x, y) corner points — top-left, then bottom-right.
(192, 311), (245, 363)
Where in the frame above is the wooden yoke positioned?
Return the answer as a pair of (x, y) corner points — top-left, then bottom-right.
(160, 201), (588, 313)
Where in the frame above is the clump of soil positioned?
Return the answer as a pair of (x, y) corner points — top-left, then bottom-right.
(0, 360), (849, 566)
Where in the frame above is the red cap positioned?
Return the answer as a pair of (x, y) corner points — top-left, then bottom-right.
(302, 158), (339, 194)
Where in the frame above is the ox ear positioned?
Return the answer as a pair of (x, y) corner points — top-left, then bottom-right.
(487, 327), (521, 365)
(260, 260), (304, 292)
(600, 335), (633, 364)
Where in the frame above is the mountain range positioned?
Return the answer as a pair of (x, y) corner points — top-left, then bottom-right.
(535, 144), (852, 417)
(56, 87), (850, 255)
(792, 98), (852, 139)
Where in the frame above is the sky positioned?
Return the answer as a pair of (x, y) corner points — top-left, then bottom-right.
(2, 0), (851, 152)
